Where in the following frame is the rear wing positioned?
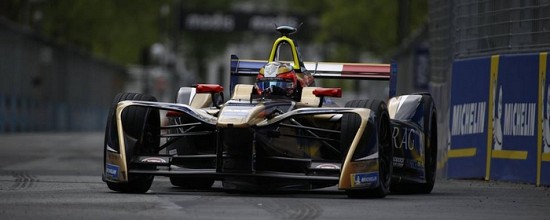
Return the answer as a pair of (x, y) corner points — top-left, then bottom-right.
(229, 55), (398, 98)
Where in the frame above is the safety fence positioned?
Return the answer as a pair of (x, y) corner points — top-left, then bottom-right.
(453, 0), (550, 58)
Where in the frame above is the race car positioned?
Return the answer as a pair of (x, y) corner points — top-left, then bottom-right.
(102, 25), (437, 198)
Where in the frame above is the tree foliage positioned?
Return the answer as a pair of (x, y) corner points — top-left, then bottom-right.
(294, 0), (427, 61)
(0, 0), (172, 64)
(40, 0), (173, 64)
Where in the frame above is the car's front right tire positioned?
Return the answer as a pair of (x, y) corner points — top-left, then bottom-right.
(390, 94), (437, 194)
(341, 99), (392, 198)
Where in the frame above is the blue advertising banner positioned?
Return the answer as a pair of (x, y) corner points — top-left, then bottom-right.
(448, 57), (491, 179)
(490, 54), (539, 183)
(449, 52), (550, 186)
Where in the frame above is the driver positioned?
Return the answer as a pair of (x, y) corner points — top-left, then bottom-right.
(255, 62), (302, 101)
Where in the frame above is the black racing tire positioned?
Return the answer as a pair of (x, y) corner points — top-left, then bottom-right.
(104, 92), (160, 193)
(341, 99), (392, 198)
(106, 176), (154, 193)
(390, 94), (437, 194)
(169, 177), (215, 189)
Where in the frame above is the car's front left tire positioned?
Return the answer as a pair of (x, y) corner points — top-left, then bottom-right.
(104, 92), (159, 193)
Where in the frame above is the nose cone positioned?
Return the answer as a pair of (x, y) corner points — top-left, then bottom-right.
(217, 105), (265, 128)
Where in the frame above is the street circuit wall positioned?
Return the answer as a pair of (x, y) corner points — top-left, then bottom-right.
(449, 53), (550, 186)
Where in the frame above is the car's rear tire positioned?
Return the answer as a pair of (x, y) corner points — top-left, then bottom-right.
(390, 94), (437, 194)
(104, 92), (160, 193)
(341, 99), (392, 198)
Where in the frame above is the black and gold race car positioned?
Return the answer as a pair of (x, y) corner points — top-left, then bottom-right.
(102, 26), (437, 198)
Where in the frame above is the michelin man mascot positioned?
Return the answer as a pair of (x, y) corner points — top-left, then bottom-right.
(493, 85), (503, 151)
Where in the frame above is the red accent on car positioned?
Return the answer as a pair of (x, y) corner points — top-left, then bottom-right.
(341, 64), (391, 79)
(313, 88), (342, 97)
(342, 64), (390, 74)
(196, 84), (223, 93)
(166, 111), (184, 117)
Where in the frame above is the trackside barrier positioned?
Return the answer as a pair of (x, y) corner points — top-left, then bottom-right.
(449, 52), (550, 186)
(449, 57), (491, 179)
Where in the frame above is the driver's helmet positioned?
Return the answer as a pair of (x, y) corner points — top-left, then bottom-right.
(256, 62), (299, 99)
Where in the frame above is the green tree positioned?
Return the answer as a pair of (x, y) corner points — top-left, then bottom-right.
(1, 0), (427, 65)
(296, 0), (427, 61)
(38, 0), (171, 64)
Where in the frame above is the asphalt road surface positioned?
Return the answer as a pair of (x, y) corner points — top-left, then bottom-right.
(0, 133), (549, 219)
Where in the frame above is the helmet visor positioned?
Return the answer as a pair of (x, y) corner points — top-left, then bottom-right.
(257, 79), (295, 92)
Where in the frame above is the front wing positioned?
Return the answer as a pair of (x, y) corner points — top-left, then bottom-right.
(103, 100), (383, 191)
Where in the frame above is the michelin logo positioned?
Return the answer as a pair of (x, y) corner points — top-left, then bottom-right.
(493, 85), (537, 150)
(351, 172), (378, 188)
(451, 102), (486, 136)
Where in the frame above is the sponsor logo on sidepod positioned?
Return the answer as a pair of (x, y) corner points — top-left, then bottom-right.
(393, 157), (405, 168)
